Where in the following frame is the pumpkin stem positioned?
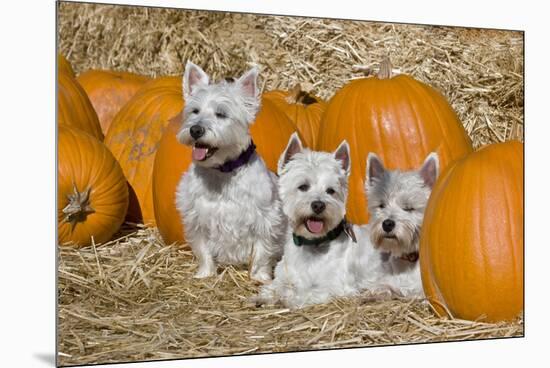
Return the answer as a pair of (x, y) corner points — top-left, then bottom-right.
(286, 84), (319, 106)
(287, 84), (302, 103)
(62, 183), (95, 227)
(377, 57), (393, 79)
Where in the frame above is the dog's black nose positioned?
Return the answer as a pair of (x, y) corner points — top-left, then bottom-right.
(190, 125), (205, 140)
(382, 219), (395, 233)
(311, 201), (326, 214)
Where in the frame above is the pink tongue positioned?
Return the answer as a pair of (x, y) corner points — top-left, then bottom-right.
(306, 219), (324, 234)
(192, 147), (208, 161)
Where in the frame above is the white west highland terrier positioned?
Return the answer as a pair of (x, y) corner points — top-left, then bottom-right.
(254, 133), (365, 308)
(356, 152), (439, 299)
(175, 61), (286, 282)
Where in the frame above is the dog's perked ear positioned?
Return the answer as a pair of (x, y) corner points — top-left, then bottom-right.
(236, 67), (260, 100)
(366, 152), (386, 185)
(277, 132), (303, 175)
(333, 140), (351, 176)
(418, 152), (439, 188)
(183, 61), (209, 99)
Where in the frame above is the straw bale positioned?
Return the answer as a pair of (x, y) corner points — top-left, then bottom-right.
(58, 2), (523, 149)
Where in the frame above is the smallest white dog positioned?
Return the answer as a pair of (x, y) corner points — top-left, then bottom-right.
(356, 152), (439, 299)
(254, 133), (362, 309)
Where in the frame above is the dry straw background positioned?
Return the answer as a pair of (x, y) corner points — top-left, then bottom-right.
(57, 1), (524, 366)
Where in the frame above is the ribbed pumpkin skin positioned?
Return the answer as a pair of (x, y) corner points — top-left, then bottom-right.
(318, 75), (473, 225)
(104, 76), (184, 226)
(263, 89), (326, 149)
(152, 99), (300, 245)
(58, 126), (129, 247)
(152, 114), (192, 245)
(58, 72), (104, 141)
(77, 70), (150, 134)
(420, 141), (523, 322)
(58, 54), (75, 78)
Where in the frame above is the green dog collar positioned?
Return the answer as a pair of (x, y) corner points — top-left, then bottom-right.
(293, 219), (353, 246)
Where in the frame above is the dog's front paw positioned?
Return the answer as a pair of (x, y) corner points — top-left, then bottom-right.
(250, 269), (272, 284)
(249, 286), (279, 307)
(193, 266), (216, 279)
(360, 287), (394, 302)
(248, 294), (268, 307)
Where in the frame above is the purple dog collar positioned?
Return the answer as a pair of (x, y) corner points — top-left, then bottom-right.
(216, 141), (257, 173)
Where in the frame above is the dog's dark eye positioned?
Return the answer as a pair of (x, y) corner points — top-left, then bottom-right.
(378, 203), (386, 209)
(215, 111), (227, 119)
(403, 207), (414, 212)
(298, 184), (310, 192)
(326, 187), (335, 195)
(192, 108), (200, 114)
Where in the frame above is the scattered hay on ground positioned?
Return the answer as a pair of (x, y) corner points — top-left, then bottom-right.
(57, 227), (523, 366)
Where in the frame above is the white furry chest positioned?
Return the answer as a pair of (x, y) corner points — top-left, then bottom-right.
(278, 234), (358, 291)
(356, 226), (423, 297)
(176, 160), (282, 265)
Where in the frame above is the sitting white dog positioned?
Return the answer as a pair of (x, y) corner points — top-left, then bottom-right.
(355, 152), (439, 299)
(254, 133), (364, 308)
(176, 62), (286, 282)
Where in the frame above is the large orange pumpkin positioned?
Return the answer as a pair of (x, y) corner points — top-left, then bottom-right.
(152, 113), (192, 245)
(58, 126), (129, 247)
(58, 72), (104, 141)
(263, 84), (326, 148)
(58, 53), (75, 78)
(77, 70), (151, 134)
(420, 141), (523, 322)
(252, 98), (301, 172)
(104, 76), (184, 226)
(317, 59), (473, 225)
(152, 98), (299, 245)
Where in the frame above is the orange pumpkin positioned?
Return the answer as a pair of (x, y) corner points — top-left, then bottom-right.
(58, 126), (129, 247)
(77, 70), (151, 134)
(152, 98), (299, 245)
(420, 141), (523, 322)
(58, 72), (104, 141)
(58, 53), (75, 78)
(263, 84), (326, 148)
(251, 98), (301, 172)
(317, 59), (473, 225)
(152, 113), (192, 245)
(104, 76), (184, 226)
